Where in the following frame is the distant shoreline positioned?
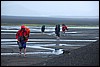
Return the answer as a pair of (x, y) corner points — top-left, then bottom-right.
(1, 15), (99, 18)
(1, 16), (99, 25)
(1, 23), (99, 27)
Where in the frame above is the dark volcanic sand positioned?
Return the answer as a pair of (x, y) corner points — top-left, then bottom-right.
(1, 24), (99, 66)
(34, 40), (99, 66)
(1, 40), (99, 66)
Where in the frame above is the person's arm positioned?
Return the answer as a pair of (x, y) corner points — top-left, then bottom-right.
(65, 26), (68, 30)
(16, 30), (20, 42)
(24, 31), (29, 42)
(27, 29), (30, 38)
(66, 27), (68, 30)
(55, 27), (57, 34)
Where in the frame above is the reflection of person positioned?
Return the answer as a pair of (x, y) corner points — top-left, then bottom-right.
(41, 25), (45, 33)
(56, 37), (60, 46)
(62, 24), (68, 36)
(55, 24), (60, 39)
(16, 25), (29, 57)
(54, 48), (59, 52)
(54, 41), (59, 52)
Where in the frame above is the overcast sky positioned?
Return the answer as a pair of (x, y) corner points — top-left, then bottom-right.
(1, 1), (99, 17)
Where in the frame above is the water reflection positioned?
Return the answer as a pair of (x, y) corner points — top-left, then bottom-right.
(56, 39), (60, 46)
(1, 40), (63, 55)
(52, 39), (63, 55)
(1, 39), (97, 42)
(1, 39), (86, 56)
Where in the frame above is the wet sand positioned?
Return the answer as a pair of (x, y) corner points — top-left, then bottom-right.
(34, 40), (99, 66)
(1, 46), (62, 66)
(1, 24), (99, 66)
(1, 42), (69, 66)
(1, 40), (99, 66)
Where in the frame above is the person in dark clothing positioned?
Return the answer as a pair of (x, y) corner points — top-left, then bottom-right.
(41, 25), (45, 33)
(55, 24), (60, 39)
(58, 24), (60, 32)
(55, 25), (57, 35)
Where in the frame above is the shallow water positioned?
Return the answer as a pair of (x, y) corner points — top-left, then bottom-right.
(1, 44), (64, 55)
(1, 50), (63, 55)
(1, 26), (98, 56)
(1, 26), (99, 30)
(1, 31), (78, 34)
(1, 39), (97, 42)
(1, 42), (86, 56)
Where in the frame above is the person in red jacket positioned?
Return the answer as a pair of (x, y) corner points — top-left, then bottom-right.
(62, 24), (68, 36)
(16, 25), (28, 57)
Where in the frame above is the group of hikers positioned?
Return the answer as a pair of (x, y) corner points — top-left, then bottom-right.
(55, 24), (68, 39)
(16, 24), (68, 57)
(41, 24), (68, 39)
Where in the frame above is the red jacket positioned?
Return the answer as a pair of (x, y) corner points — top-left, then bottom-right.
(16, 29), (28, 42)
(62, 26), (68, 32)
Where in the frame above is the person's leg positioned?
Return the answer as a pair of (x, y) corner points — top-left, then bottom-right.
(18, 41), (22, 55)
(23, 42), (26, 56)
(24, 48), (26, 56)
(62, 31), (64, 36)
(63, 31), (65, 36)
(41, 29), (43, 33)
(57, 33), (60, 40)
(42, 29), (45, 34)
(19, 49), (22, 55)
(19, 46), (23, 56)
(43, 30), (44, 33)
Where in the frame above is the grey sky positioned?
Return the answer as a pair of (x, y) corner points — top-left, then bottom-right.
(1, 1), (99, 17)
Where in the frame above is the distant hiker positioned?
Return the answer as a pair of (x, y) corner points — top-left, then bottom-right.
(55, 24), (60, 39)
(62, 24), (68, 36)
(16, 25), (29, 57)
(41, 25), (45, 33)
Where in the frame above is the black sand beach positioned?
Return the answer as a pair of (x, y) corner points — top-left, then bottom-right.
(34, 40), (99, 66)
(1, 16), (99, 66)
(1, 30), (99, 66)
(1, 40), (99, 66)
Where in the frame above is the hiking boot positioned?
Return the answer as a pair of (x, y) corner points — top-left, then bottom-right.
(24, 54), (26, 57)
(19, 52), (21, 56)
